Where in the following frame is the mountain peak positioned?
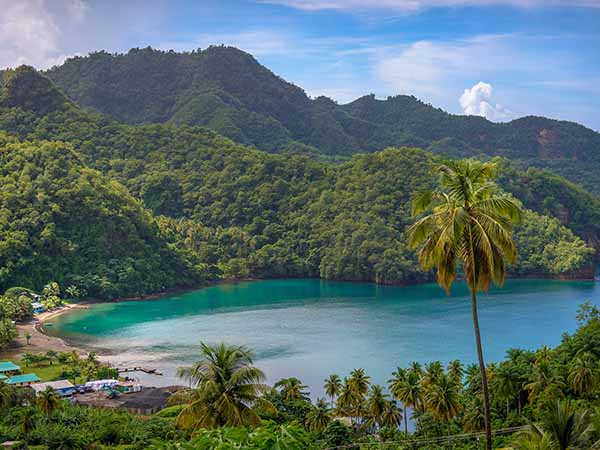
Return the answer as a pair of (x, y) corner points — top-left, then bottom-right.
(1, 65), (72, 115)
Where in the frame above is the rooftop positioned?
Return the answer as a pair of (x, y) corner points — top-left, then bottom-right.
(31, 380), (75, 393)
(0, 374), (6, 380)
(0, 361), (20, 373)
(6, 374), (41, 385)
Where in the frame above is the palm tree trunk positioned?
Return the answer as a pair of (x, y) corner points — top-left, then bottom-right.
(471, 289), (492, 450)
(404, 404), (408, 435)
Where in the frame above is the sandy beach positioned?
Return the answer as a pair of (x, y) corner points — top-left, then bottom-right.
(1, 303), (89, 360)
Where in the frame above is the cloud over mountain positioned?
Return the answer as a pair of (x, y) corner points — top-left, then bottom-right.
(460, 82), (514, 122)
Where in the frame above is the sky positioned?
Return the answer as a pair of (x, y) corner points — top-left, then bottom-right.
(1, 0), (600, 130)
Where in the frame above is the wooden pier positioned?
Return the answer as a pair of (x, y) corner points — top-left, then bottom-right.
(116, 367), (163, 376)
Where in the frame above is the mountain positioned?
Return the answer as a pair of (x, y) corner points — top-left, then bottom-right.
(45, 46), (600, 194)
(0, 134), (202, 299)
(0, 66), (595, 296)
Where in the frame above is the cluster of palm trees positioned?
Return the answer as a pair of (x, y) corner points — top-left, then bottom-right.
(321, 361), (464, 436)
(320, 369), (401, 432)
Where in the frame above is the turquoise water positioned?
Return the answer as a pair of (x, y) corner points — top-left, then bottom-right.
(48, 279), (599, 396)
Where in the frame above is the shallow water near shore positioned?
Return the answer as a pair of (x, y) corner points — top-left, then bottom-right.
(46, 278), (599, 396)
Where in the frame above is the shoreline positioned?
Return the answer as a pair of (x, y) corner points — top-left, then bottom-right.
(3, 275), (596, 362)
(1, 303), (90, 360)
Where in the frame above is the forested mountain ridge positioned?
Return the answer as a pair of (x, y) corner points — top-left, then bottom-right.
(44, 46), (600, 194)
(0, 66), (596, 298)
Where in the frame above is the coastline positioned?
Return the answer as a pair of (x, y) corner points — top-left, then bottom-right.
(1, 303), (89, 360)
(4, 274), (596, 362)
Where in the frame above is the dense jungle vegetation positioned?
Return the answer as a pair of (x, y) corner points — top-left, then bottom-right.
(3, 305), (600, 449)
(0, 66), (596, 299)
(43, 46), (600, 194)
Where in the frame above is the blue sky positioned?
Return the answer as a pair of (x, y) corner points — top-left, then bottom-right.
(2, 0), (600, 129)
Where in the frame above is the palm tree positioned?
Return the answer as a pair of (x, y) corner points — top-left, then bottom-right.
(494, 363), (521, 416)
(18, 407), (36, 449)
(324, 374), (342, 406)
(0, 381), (14, 410)
(462, 397), (485, 433)
(366, 385), (388, 430)
(447, 360), (464, 385)
(518, 401), (592, 450)
(337, 378), (362, 425)
(424, 372), (462, 438)
(381, 400), (403, 430)
(176, 342), (271, 430)
(409, 361), (423, 378)
(541, 401), (592, 450)
(37, 387), (61, 415)
(423, 361), (444, 387)
(408, 159), (522, 450)
(388, 367), (409, 434)
(306, 398), (331, 433)
(274, 377), (309, 401)
(526, 362), (565, 405)
(349, 368), (370, 398)
(568, 353), (599, 398)
(21, 352), (34, 367)
(515, 423), (555, 450)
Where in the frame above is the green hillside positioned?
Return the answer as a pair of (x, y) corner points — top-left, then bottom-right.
(0, 135), (201, 298)
(0, 66), (595, 298)
(45, 46), (600, 194)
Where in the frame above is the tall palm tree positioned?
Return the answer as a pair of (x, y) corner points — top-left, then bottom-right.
(324, 374), (342, 406)
(408, 159), (522, 450)
(176, 342), (271, 430)
(37, 387), (61, 416)
(568, 353), (599, 398)
(366, 385), (388, 430)
(337, 378), (362, 425)
(274, 377), (309, 401)
(389, 367), (409, 434)
(305, 398), (331, 433)
(424, 372), (462, 437)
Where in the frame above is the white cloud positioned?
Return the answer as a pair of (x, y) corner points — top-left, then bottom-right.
(0, 0), (90, 69)
(262, 0), (600, 12)
(459, 82), (514, 121)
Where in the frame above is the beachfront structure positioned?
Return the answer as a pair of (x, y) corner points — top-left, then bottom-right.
(85, 379), (119, 391)
(31, 302), (45, 314)
(6, 374), (41, 386)
(0, 361), (20, 376)
(31, 380), (76, 397)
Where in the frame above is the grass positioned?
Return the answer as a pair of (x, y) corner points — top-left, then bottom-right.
(17, 359), (86, 383)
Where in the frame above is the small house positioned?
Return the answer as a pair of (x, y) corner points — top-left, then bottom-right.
(31, 380), (76, 397)
(31, 302), (45, 314)
(85, 379), (119, 391)
(6, 374), (41, 386)
(0, 361), (20, 376)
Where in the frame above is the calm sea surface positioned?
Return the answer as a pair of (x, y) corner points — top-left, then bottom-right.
(47, 279), (600, 396)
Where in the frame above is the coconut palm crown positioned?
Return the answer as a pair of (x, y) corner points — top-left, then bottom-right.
(408, 159), (522, 450)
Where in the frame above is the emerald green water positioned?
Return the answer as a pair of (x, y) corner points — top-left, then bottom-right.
(48, 279), (599, 395)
